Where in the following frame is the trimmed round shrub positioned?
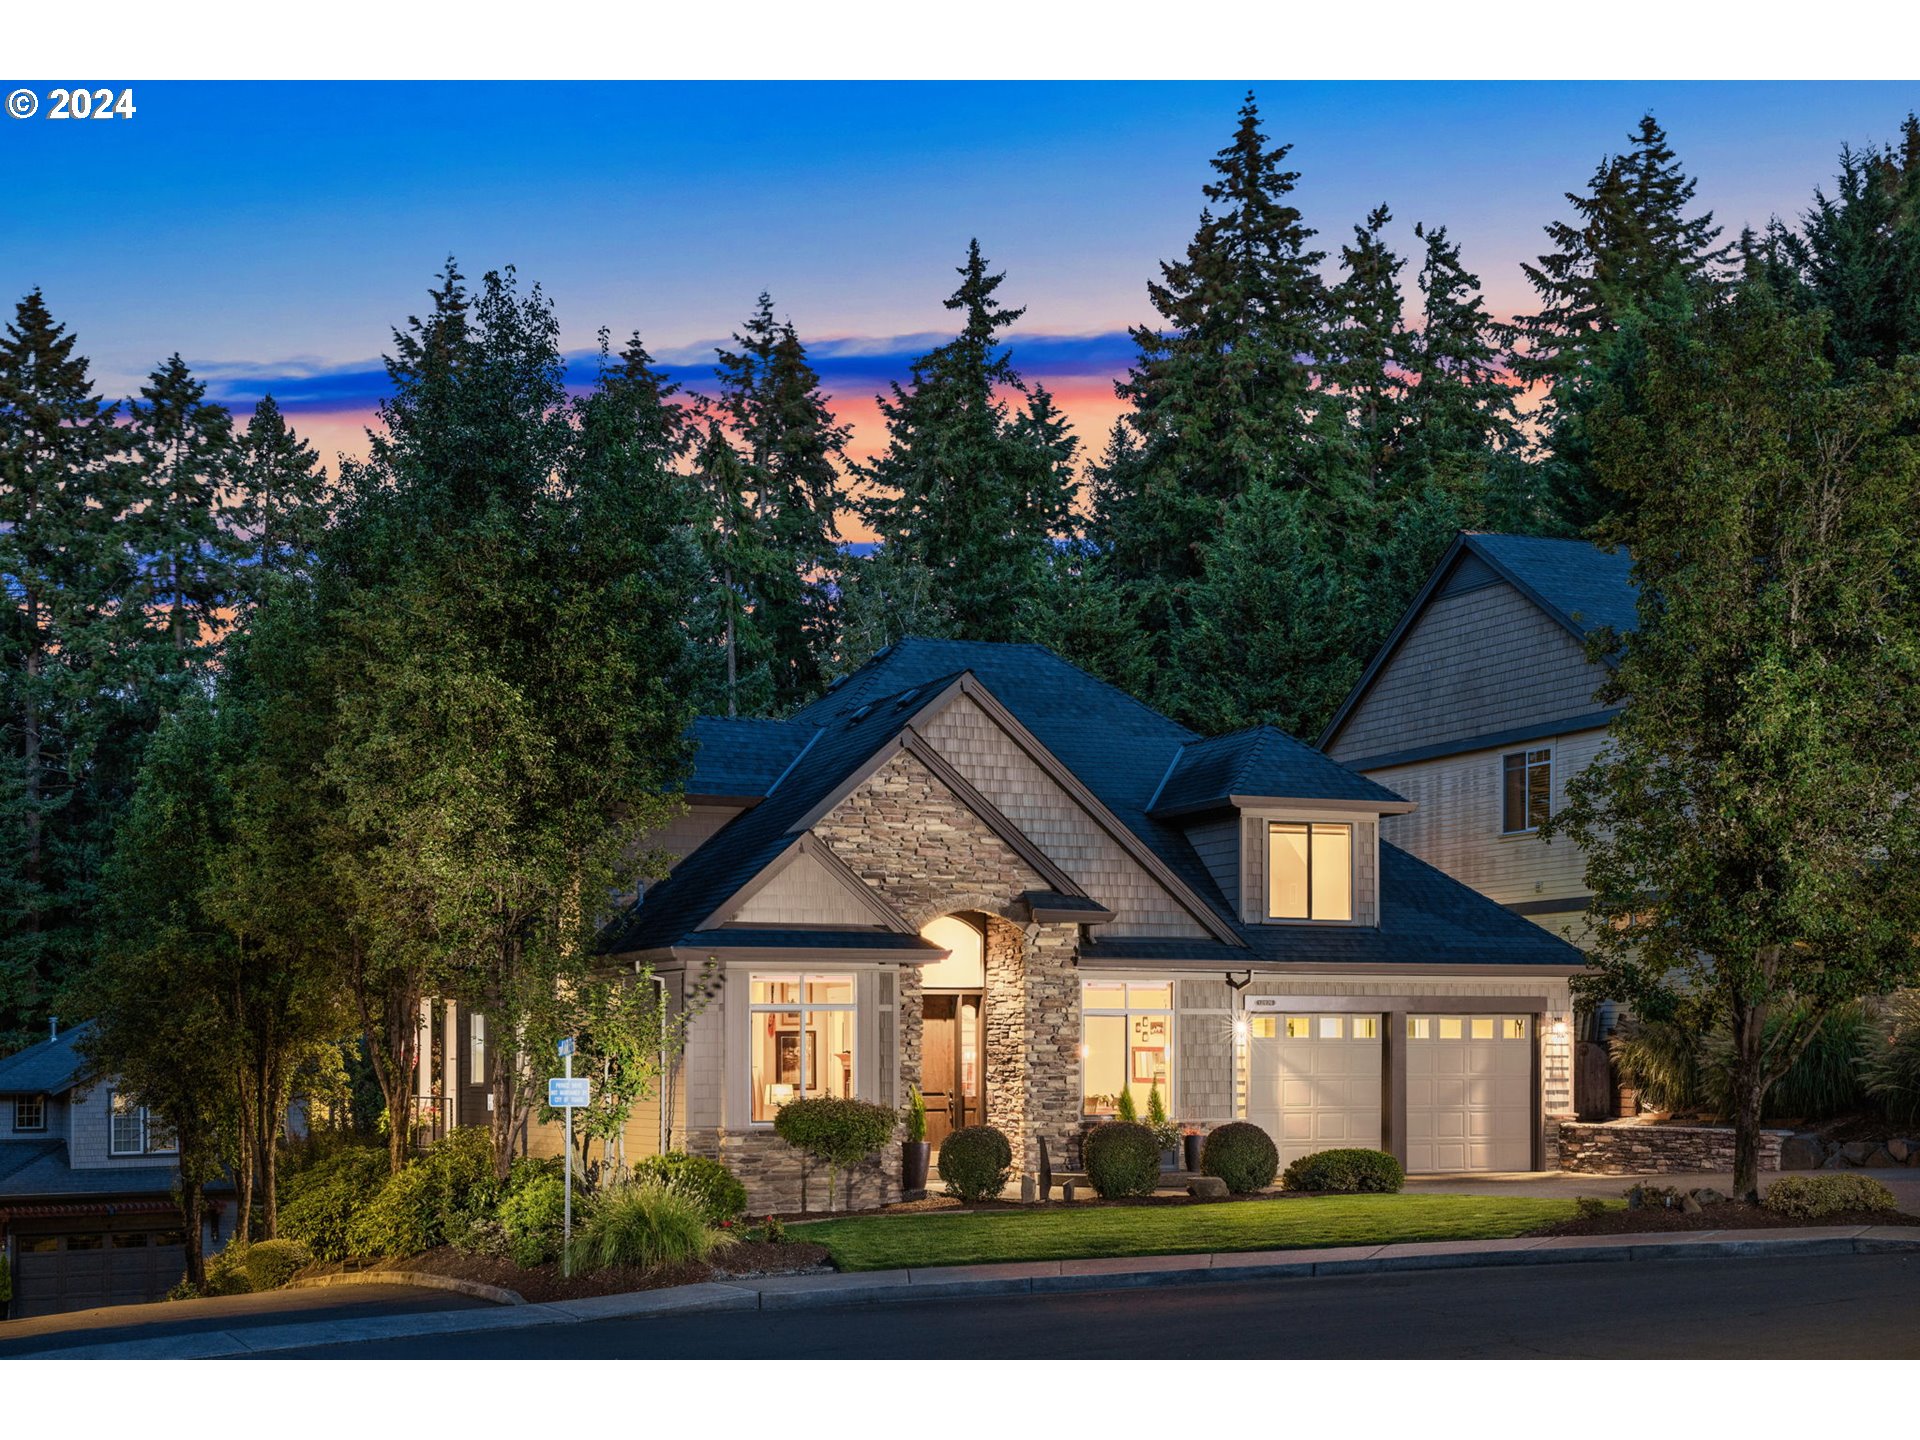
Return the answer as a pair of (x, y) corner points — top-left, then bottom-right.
(773, 1096), (900, 1210)
(199, 1240), (255, 1297)
(1082, 1121), (1160, 1199)
(938, 1125), (1013, 1202)
(570, 1179), (734, 1273)
(631, 1152), (747, 1225)
(1281, 1147), (1405, 1194)
(244, 1238), (311, 1291)
(1762, 1173), (1898, 1219)
(1201, 1121), (1279, 1194)
(279, 1146), (390, 1262)
(496, 1171), (567, 1267)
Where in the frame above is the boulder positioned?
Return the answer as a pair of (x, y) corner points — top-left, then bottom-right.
(1888, 1138), (1910, 1163)
(1822, 1152), (1853, 1169)
(1680, 1194), (1704, 1214)
(1841, 1141), (1877, 1165)
(1825, 1140), (1843, 1158)
(1688, 1187), (1728, 1206)
(1186, 1176), (1230, 1200)
(1778, 1136), (1824, 1171)
(1863, 1147), (1899, 1168)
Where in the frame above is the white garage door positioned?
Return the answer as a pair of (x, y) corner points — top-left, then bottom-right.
(1248, 1014), (1382, 1166)
(1406, 1014), (1533, 1172)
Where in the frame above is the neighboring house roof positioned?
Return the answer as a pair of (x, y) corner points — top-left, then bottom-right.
(1150, 725), (1409, 816)
(0, 1022), (94, 1096)
(1317, 532), (1639, 755)
(610, 637), (1583, 970)
(0, 1144), (186, 1202)
(687, 716), (817, 801)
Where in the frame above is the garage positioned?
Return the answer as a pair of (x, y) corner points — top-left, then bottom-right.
(9, 1225), (188, 1318)
(1405, 1014), (1534, 1172)
(1247, 1013), (1382, 1166)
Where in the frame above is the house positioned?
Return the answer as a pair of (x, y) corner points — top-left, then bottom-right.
(562, 636), (1586, 1210)
(1318, 533), (1639, 950)
(0, 1021), (228, 1318)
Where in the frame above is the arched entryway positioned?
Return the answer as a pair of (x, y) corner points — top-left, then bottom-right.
(918, 914), (987, 1148)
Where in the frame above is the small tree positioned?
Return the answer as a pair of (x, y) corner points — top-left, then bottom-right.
(772, 1097), (898, 1213)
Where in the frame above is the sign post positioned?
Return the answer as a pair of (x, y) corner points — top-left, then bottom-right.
(549, 1038), (588, 1277)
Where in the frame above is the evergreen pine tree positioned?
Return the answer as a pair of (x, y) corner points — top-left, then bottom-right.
(1320, 204), (1411, 494)
(1401, 222), (1521, 503)
(230, 395), (329, 609)
(688, 421), (775, 717)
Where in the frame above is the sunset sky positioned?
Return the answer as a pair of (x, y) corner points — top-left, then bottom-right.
(4, 80), (1916, 487)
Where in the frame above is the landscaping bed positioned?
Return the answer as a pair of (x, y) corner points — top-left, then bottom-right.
(297, 1238), (831, 1304)
(1533, 1201), (1920, 1238)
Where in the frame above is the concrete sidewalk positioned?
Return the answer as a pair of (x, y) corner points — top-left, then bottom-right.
(11, 1223), (1919, 1359)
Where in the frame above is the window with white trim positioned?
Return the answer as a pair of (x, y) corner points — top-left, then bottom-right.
(750, 974), (856, 1124)
(110, 1092), (175, 1155)
(469, 1011), (487, 1085)
(13, 1094), (46, 1132)
(1502, 748), (1552, 833)
(1081, 981), (1173, 1117)
(1266, 821), (1353, 921)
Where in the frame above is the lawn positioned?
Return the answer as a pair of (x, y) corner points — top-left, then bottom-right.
(794, 1194), (1585, 1272)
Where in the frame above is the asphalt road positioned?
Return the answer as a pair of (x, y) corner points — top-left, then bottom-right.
(266, 1252), (1920, 1360)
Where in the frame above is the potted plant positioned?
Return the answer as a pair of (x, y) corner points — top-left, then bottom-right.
(1146, 1082), (1181, 1169)
(901, 1086), (930, 1199)
(1182, 1125), (1205, 1174)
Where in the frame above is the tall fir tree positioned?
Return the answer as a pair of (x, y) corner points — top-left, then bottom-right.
(1320, 203), (1411, 495)
(687, 420), (775, 717)
(229, 394), (329, 609)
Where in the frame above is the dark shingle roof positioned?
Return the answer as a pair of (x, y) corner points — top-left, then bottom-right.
(0, 1143), (196, 1201)
(687, 717), (816, 799)
(0, 1023), (93, 1096)
(1151, 726), (1407, 814)
(1465, 533), (1639, 640)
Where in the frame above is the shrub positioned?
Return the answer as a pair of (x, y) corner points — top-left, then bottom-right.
(772, 1096), (898, 1211)
(1114, 1086), (1139, 1123)
(937, 1125), (1012, 1202)
(905, 1086), (927, 1143)
(1863, 989), (1920, 1125)
(1281, 1148), (1405, 1194)
(1624, 1182), (1688, 1209)
(279, 1146), (389, 1262)
(570, 1180), (734, 1273)
(200, 1240), (254, 1297)
(245, 1239), (311, 1291)
(1200, 1122), (1279, 1194)
(1574, 1195), (1608, 1220)
(1762, 1173), (1898, 1219)
(346, 1126), (502, 1258)
(754, 1214), (788, 1244)
(1609, 1018), (1704, 1112)
(1145, 1083), (1180, 1153)
(495, 1171), (567, 1267)
(630, 1152), (747, 1225)
(1702, 1003), (1873, 1121)
(1082, 1121), (1160, 1199)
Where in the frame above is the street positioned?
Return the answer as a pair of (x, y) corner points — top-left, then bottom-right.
(264, 1252), (1920, 1360)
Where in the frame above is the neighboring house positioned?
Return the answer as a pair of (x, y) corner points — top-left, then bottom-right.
(0, 1022), (228, 1319)
(1319, 533), (1639, 951)
(503, 636), (1587, 1211)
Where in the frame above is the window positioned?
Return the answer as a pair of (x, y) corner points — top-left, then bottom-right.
(1267, 822), (1352, 921)
(919, 916), (986, 989)
(1437, 1017), (1463, 1040)
(1502, 749), (1552, 833)
(750, 974), (856, 1124)
(1352, 1017), (1379, 1040)
(1408, 1017), (1431, 1039)
(1250, 1016), (1277, 1039)
(1503, 1018), (1530, 1041)
(1471, 1017), (1496, 1040)
(469, 1012), (487, 1085)
(1082, 981), (1173, 1117)
(109, 1092), (175, 1156)
(13, 1094), (46, 1132)
(1318, 1016), (1344, 1039)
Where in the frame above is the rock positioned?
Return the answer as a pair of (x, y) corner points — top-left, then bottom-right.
(1822, 1152), (1853, 1169)
(1186, 1176), (1230, 1200)
(1888, 1138), (1910, 1163)
(1842, 1141), (1877, 1165)
(1688, 1187), (1728, 1206)
(1825, 1140), (1843, 1157)
(1863, 1147), (1899, 1168)
(1680, 1194), (1704, 1213)
(1778, 1136), (1824, 1171)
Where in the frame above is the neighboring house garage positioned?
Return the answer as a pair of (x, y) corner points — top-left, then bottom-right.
(8, 1214), (188, 1317)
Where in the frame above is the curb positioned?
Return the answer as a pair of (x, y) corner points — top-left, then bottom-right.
(15, 1227), (1920, 1358)
(287, 1270), (527, 1306)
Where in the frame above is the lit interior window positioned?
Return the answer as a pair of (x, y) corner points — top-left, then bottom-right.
(1438, 1017), (1463, 1040)
(1318, 1016), (1344, 1039)
(1352, 1016), (1378, 1040)
(1267, 822), (1353, 921)
(1504, 1018), (1529, 1040)
(750, 973), (857, 1123)
(1471, 1017), (1495, 1040)
(1251, 1016), (1277, 1039)
(1082, 981), (1173, 1117)
(1408, 1017), (1431, 1039)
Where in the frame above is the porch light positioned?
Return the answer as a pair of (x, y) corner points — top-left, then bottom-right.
(1078, 1042), (1090, 1060)
(1549, 1015), (1570, 1039)
(1232, 1017), (1249, 1043)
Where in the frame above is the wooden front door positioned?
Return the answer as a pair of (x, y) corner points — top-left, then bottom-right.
(922, 991), (984, 1149)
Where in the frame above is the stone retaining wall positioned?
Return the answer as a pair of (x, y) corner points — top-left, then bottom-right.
(1557, 1120), (1788, 1174)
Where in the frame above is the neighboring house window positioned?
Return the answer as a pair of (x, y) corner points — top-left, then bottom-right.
(1502, 748), (1552, 833)
(110, 1092), (176, 1156)
(14, 1094), (46, 1132)
(470, 1012), (487, 1085)
(1266, 822), (1353, 921)
(749, 974), (856, 1124)
(1081, 981), (1173, 1117)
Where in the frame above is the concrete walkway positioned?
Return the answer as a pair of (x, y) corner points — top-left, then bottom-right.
(9, 1223), (1917, 1359)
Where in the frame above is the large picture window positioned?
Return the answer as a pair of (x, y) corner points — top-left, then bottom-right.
(1502, 748), (1551, 833)
(1081, 981), (1173, 1117)
(750, 974), (857, 1124)
(1267, 822), (1352, 921)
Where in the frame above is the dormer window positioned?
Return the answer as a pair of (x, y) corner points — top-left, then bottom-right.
(1267, 821), (1353, 921)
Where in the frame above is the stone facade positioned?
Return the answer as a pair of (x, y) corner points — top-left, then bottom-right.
(1558, 1120), (1788, 1175)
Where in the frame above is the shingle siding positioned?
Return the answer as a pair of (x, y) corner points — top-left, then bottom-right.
(1327, 582), (1607, 764)
(1186, 818), (1238, 908)
(729, 850), (890, 927)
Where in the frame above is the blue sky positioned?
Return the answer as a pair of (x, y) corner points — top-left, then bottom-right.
(2, 80), (1915, 466)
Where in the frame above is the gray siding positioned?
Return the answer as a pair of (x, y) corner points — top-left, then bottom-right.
(1185, 817), (1238, 909)
(729, 849), (888, 927)
(1327, 581), (1607, 765)
(1176, 978), (1235, 1121)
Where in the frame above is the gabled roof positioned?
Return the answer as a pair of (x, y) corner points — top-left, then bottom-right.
(0, 1022), (94, 1096)
(686, 716), (817, 801)
(1150, 725), (1409, 817)
(0, 1142), (194, 1201)
(1317, 532), (1638, 754)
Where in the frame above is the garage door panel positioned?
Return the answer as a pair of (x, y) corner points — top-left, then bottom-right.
(1247, 1020), (1384, 1168)
(1406, 1015), (1534, 1174)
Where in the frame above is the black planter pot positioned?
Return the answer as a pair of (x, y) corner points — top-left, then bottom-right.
(1183, 1132), (1205, 1174)
(902, 1140), (930, 1198)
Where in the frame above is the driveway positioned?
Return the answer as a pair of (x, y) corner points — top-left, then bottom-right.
(0, 1282), (496, 1359)
(1404, 1168), (1920, 1213)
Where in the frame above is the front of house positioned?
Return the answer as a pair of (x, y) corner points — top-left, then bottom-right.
(586, 637), (1584, 1210)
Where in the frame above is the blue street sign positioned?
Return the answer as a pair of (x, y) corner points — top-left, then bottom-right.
(557, 1037), (575, 1057)
(548, 1076), (590, 1108)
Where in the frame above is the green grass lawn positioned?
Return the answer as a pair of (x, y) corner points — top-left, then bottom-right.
(795, 1194), (1585, 1272)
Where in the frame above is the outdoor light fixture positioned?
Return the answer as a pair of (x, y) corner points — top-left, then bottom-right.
(1550, 1015), (1570, 1039)
(1232, 1017), (1249, 1043)
(1078, 1042), (1090, 1059)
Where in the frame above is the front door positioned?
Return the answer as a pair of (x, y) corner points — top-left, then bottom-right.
(921, 992), (983, 1148)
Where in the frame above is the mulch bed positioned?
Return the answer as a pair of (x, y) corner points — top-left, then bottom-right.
(297, 1239), (831, 1305)
(1532, 1201), (1920, 1238)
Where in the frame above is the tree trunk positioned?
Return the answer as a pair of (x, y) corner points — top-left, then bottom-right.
(232, 1059), (256, 1244)
(1728, 1000), (1768, 1202)
(181, 1178), (207, 1289)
